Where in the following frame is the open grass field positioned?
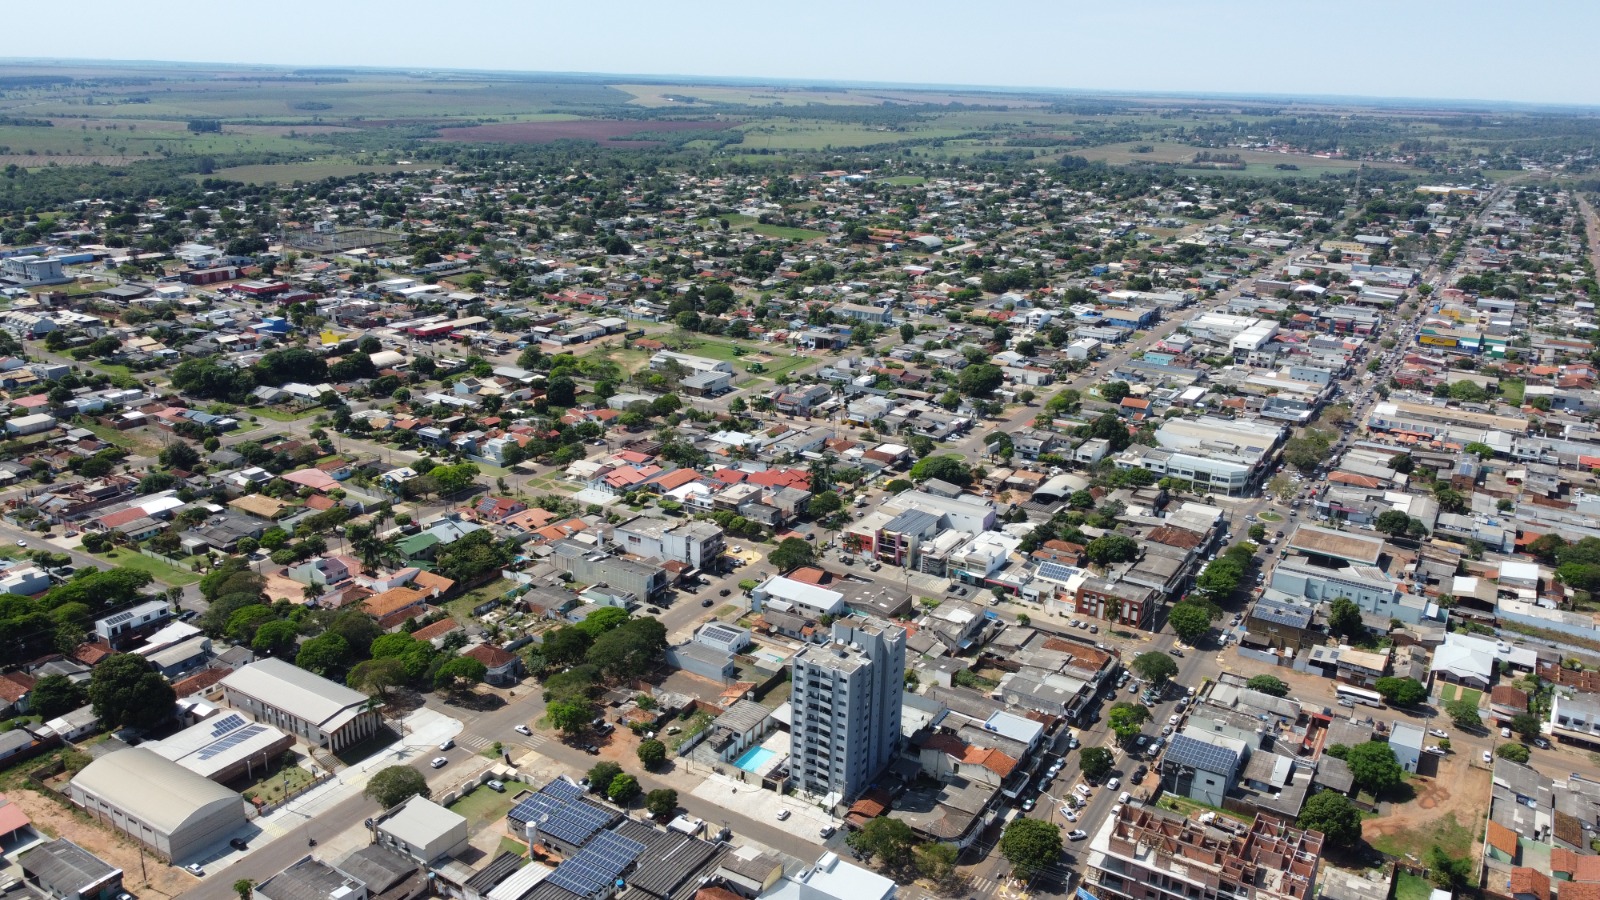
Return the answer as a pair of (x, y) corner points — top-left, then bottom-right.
(1068, 141), (1417, 177)
(195, 160), (436, 184)
(435, 119), (732, 146)
(1394, 873), (1433, 900)
(671, 337), (813, 379)
(91, 548), (200, 586)
(698, 213), (826, 241)
(613, 84), (879, 108)
(0, 120), (333, 162)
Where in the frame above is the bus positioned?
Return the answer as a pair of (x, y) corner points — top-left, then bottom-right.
(1335, 684), (1385, 708)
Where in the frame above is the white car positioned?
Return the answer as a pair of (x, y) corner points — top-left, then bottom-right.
(1107, 777), (1121, 790)
(1482, 750), (1493, 763)
(1075, 783), (1092, 797)
(1119, 791), (1131, 804)
(1428, 728), (1449, 738)
(186, 864), (205, 877)
(1065, 810), (1079, 822)
(430, 756), (448, 769)
(1068, 830), (1088, 841)
(1425, 745), (1447, 755)
(776, 809), (790, 821)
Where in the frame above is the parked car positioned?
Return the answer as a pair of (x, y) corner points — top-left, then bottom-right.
(487, 780), (506, 792)
(186, 864), (205, 877)
(776, 809), (790, 821)
(1107, 777), (1121, 790)
(229, 837), (249, 851)
(701, 599), (713, 607)
(1427, 728), (1449, 738)
(820, 825), (836, 838)
(1482, 750), (1493, 763)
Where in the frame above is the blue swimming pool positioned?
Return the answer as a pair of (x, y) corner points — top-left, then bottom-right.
(733, 745), (777, 772)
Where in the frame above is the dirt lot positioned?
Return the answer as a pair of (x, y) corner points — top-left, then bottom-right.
(10, 783), (193, 898)
(1364, 751), (1488, 863)
(434, 119), (732, 146)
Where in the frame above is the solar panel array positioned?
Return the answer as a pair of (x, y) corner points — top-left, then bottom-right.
(1252, 601), (1312, 629)
(547, 830), (646, 898)
(208, 713), (247, 737)
(1165, 733), (1240, 775)
(508, 781), (614, 847)
(103, 611), (134, 627)
(1037, 561), (1080, 582)
(196, 724), (268, 761)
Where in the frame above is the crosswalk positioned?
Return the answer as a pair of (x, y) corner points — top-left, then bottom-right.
(458, 732), (549, 753)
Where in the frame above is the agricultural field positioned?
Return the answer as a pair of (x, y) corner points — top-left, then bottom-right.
(0, 119), (331, 162)
(435, 119), (733, 146)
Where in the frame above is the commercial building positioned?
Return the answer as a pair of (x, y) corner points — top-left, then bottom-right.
(219, 658), (383, 752)
(611, 516), (725, 569)
(144, 711), (294, 782)
(790, 616), (906, 804)
(1084, 805), (1322, 900)
(373, 796), (468, 864)
(67, 749), (246, 861)
(648, 351), (733, 375)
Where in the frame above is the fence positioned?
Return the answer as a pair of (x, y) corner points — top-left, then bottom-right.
(249, 770), (336, 817)
(136, 548), (199, 572)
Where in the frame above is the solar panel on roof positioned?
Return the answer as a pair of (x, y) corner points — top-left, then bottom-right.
(546, 830), (645, 898)
(541, 779), (584, 801)
(208, 713), (246, 737)
(197, 724), (267, 760)
(1165, 733), (1240, 775)
(103, 611), (134, 627)
(1037, 561), (1079, 582)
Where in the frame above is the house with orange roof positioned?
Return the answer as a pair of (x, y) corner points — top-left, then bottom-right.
(1485, 819), (1520, 864)
(461, 643), (522, 685)
(410, 618), (463, 646)
(529, 517), (588, 545)
(504, 507), (557, 533)
(1510, 868), (1551, 900)
(362, 586), (428, 623)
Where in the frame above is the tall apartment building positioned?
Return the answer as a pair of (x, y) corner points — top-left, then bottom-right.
(1085, 805), (1323, 900)
(790, 616), (907, 803)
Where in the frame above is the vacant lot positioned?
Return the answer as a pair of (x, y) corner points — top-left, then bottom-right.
(435, 119), (732, 146)
(1364, 752), (1487, 863)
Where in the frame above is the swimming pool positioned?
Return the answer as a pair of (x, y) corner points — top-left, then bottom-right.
(733, 745), (777, 772)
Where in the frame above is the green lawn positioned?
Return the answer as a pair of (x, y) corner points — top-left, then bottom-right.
(91, 548), (200, 585)
(247, 405), (321, 423)
(1395, 873), (1433, 900)
(447, 785), (517, 832)
(1437, 684), (1483, 707)
(240, 760), (316, 804)
(1500, 379), (1526, 405)
(670, 337), (812, 379)
(697, 214), (825, 241)
(879, 175), (926, 186)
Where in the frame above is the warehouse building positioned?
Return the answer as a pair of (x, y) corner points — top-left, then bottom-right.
(67, 749), (245, 861)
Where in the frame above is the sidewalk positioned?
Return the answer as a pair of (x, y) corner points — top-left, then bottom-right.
(226, 707), (466, 865)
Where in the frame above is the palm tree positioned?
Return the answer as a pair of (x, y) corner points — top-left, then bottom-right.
(233, 880), (255, 900)
(302, 583), (322, 604)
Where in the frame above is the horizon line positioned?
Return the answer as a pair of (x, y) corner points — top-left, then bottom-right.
(4, 56), (1600, 114)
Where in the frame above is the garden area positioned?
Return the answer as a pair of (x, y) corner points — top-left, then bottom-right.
(239, 757), (318, 805)
(447, 784), (519, 832)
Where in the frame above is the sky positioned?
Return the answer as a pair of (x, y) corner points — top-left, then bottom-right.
(14, 0), (1600, 107)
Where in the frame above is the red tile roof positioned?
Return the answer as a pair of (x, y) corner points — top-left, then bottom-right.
(410, 619), (462, 643)
(1486, 820), (1519, 857)
(1510, 868), (1550, 900)
(463, 643), (517, 668)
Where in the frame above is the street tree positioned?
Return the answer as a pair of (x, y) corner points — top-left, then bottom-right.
(1131, 651), (1179, 685)
(548, 701), (592, 736)
(1000, 818), (1062, 880)
(645, 788), (678, 818)
(1078, 746), (1115, 782)
(586, 762), (622, 794)
(1445, 698), (1481, 730)
(607, 773), (640, 803)
(1496, 742), (1530, 763)
(1373, 676), (1427, 706)
(768, 537), (816, 573)
(1167, 603), (1212, 643)
(637, 738), (667, 769)
(365, 766), (429, 808)
(1246, 675), (1290, 697)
